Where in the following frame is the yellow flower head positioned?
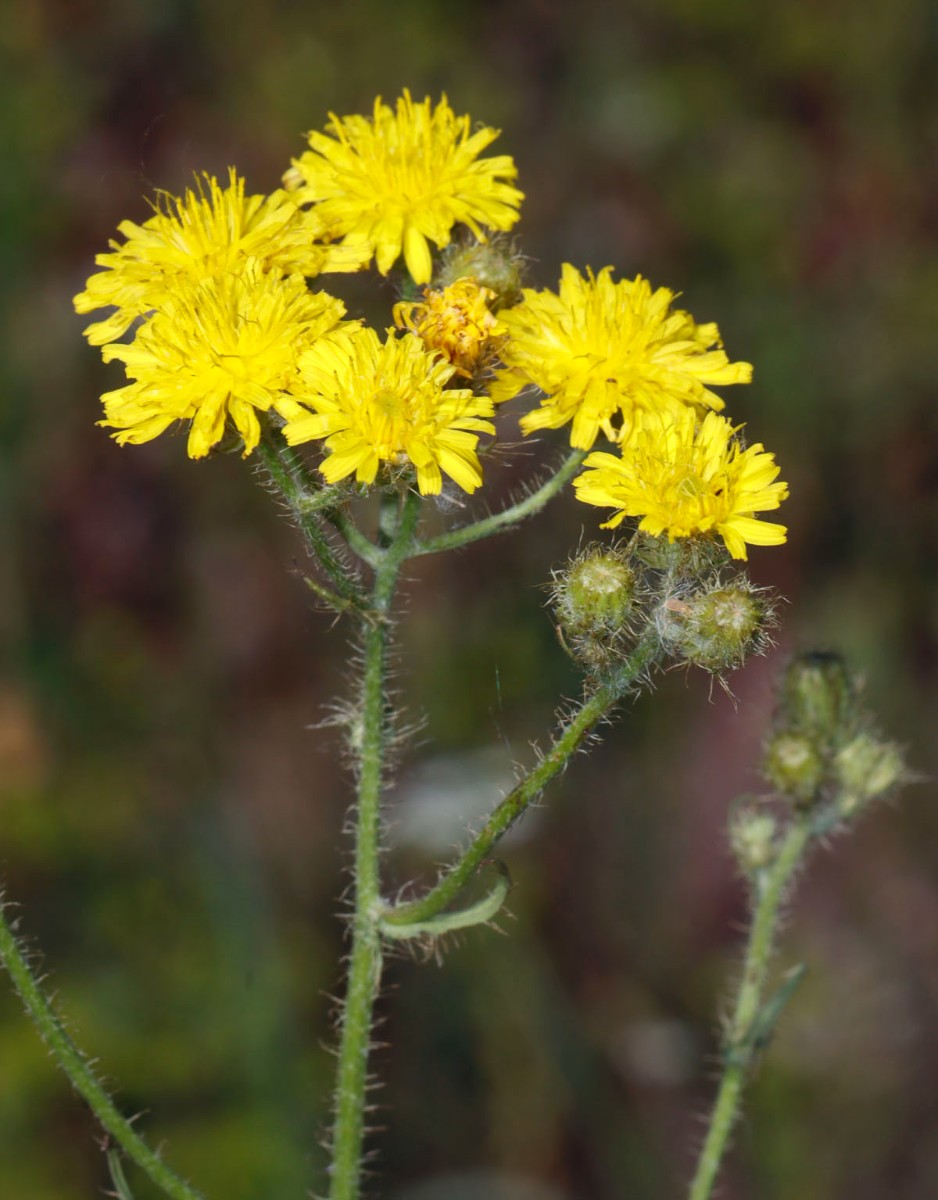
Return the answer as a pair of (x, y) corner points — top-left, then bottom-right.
(283, 91), (524, 285)
(74, 169), (364, 346)
(393, 277), (506, 376)
(492, 265), (753, 450)
(98, 261), (346, 459)
(283, 327), (495, 495)
(573, 407), (788, 560)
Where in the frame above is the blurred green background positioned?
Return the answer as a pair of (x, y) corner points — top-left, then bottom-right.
(2, 1), (938, 1197)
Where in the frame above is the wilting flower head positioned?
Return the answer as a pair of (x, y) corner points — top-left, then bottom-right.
(283, 91), (524, 285)
(283, 327), (495, 494)
(74, 169), (364, 346)
(98, 261), (346, 458)
(492, 265), (753, 450)
(573, 407), (788, 560)
(393, 277), (506, 376)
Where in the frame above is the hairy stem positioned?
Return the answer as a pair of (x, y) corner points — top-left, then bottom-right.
(688, 821), (812, 1200)
(274, 437), (382, 567)
(412, 449), (585, 557)
(256, 435), (375, 605)
(382, 631), (660, 929)
(329, 490), (421, 1200)
(0, 898), (204, 1200)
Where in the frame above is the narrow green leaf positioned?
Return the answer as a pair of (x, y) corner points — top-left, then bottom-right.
(107, 1149), (136, 1200)
(380, 863), (511, 939)
(748, 963), (807, 1056)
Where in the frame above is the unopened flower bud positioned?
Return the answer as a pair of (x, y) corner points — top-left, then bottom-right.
(660, 582), (767, 673)
(552, 546), (636, 668)
(763, 731), (826, 803)
(436, 237), (523, 310)
(781, 652), (855, 741)
(730, 806), (779, 874)
(834, 732), (905, 816)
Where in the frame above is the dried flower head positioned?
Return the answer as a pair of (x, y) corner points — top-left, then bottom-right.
(394, 277), (506, 376)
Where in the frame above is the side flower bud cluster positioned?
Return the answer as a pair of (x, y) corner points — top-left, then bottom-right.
(550, 533), (776, 680)
(762, 652), (906, 820)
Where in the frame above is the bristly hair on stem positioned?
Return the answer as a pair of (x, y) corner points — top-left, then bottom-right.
(0, 895), (205, 1200)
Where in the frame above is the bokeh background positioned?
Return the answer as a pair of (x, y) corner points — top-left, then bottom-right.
(2, 1), (938, 1197)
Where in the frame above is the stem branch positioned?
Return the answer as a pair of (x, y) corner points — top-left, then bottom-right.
(382, 632), (660, 929)
(413, 449), (585, 557)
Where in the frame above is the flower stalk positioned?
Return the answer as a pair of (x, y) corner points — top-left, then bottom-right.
(413, 448), (587, 557)
(689, 820), (811, 1200)
(382, 629), (661, 930)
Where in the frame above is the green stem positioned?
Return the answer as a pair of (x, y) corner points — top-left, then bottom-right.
(329, 490), (421, 1200)
(0, 898), (204, 1200)
(688, 821), (812, 1200)
(255, 436), (374, 605)
(382, 631), (660, 929)
(412, 449), (585, 557)
(270, 435), (382, 567)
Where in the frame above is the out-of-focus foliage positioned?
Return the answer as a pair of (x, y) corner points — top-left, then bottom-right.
(2, 1), (937, 1197)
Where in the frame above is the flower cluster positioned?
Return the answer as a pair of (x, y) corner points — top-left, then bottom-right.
(77, 91), (787, 552)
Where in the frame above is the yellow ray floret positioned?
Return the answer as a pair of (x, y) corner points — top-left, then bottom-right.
(282, 327), (495, 495)
(98, 261), (346, 459)
(492, 265), (753, 450)
(573, 407), (788, 560)
(283, 91), (524, 285)
(393, 277), (506, 376)
(74, 169), (365, 346)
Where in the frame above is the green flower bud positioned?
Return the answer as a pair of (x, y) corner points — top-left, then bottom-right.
(834, 732), (905, 816)
(763, 731), (826, 803)
(781, 652), (856, 742)
(730, 806), (779, 874)
(552, 546), (636, 668)
(436, 236), (524, 310)
(660, 582), (768, 673)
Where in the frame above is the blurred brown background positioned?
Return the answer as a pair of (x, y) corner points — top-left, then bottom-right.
(2, 1), (938, 1197)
